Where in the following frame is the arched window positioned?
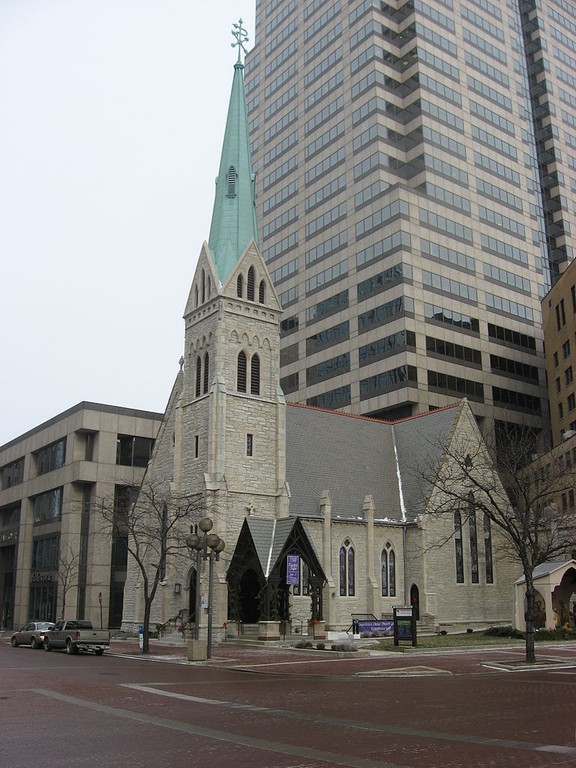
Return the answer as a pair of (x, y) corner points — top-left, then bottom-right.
(195, 356), (202, 398)
(339, 539), (355, 596)
(381, 550), (388, 596)
(207, 275), (211, 300)
(237, 351), (247, 392)
(454, 511), (464, 583)
(247, 266), (255, 301)
(468, 493), (478, 583)
(484, 513), (493, 584)
(194, 284), (199, 308)
(259, 280), (266, 304)
(160, 503), (168, 580)
(381, 547), (397, 597)
(250, 354), (260, 395)
(203, 352), (210, 394)
(201, 269), (206, 304)
(347, 546), (355, 596)
(236, 273), (243, 298)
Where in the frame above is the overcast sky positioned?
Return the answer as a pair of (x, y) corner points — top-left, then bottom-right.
(0, 1), (256, 445)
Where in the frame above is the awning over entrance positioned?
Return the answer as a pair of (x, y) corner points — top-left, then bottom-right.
(227, 516), (327, 623)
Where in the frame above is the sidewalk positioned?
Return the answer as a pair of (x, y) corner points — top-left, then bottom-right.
(107, 635), (576, 677)
(4, 628), (575, 676)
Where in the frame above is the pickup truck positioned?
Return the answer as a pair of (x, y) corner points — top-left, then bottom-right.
(43, 620), (110, 655)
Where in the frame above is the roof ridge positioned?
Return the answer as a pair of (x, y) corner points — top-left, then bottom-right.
(286, 400), (461, 425)
(390, 401), (461, 425)
(286, 401), (391, 424)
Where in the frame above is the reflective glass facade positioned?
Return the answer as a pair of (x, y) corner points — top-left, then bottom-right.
(245, 0), (575, 432)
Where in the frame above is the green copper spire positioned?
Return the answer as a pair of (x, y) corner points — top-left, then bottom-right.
(208, 21), (259, 285)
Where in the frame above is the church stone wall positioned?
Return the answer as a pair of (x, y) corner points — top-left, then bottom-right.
(179, 397), (211, 493)
(299, 517), (407, 631)
(184, 302), (217, 404)
(221, 309), (280, 399)
(402, 407), (519, 629)
(224, 395), (281, 496)
(419, 509), (517, 627)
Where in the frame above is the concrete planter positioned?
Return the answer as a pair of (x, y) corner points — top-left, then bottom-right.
(258, 620), (281, 641)
(312, 620), (326, 640)
(187, 639), (207, 661)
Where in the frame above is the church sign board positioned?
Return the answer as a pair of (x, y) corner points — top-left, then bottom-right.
(393, 605), (417, 647)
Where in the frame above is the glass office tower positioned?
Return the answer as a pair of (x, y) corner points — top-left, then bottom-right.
(245, 0), (575, 437)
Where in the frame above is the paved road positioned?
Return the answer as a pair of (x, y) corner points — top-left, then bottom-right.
(2, 638), (576, 767)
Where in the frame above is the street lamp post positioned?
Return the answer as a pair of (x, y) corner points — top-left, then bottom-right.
(185, 517), (225, 659)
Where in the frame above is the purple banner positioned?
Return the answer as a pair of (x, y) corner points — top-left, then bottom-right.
(353, 619), (394, 634)
(286, 554), (300, 585)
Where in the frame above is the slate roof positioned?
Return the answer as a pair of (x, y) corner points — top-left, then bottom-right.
(285, 402), (461, 523)
(244, 517), (299, 577)
(393, 404), (461, 519)
(515, 560), (576, 583)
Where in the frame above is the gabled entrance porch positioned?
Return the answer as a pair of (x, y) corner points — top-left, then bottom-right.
(226, 516), (327, 640)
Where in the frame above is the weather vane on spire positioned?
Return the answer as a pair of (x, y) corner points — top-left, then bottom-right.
(231, 19), (249, 62)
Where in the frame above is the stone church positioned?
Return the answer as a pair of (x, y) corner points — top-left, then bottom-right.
(121, 43), (517, 640)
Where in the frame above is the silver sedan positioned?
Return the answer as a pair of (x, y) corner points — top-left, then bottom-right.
(10, 621), (55, 649)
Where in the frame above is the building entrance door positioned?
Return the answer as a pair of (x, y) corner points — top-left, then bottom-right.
(240, 569), (260, 623)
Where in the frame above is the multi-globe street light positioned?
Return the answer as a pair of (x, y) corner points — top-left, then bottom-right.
(185, 517), (225, 659)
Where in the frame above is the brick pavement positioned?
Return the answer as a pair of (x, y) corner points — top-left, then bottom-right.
(4, 635), (576, 767)
(108, 636), (576, 677)
(104, 638), (576, 766)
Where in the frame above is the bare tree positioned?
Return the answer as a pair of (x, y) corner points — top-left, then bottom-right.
(98, 479), (211, 653)
(57, 544), (79, 620)
(419, 422), (576, 663)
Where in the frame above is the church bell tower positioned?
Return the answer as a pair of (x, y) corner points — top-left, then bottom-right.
(175, 21), (289, 548)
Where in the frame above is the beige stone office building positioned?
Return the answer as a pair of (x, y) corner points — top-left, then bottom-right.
(243, 0), (576, 438)
(0, 403), (162, 629)
(540, 257), (576, 556)
(542, 257), (576, 448)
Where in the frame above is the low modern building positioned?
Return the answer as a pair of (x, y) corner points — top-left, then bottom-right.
(0, 402), (163, 629)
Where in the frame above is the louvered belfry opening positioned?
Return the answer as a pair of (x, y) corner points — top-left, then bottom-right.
(203, 352), (210, 394)
(247, 266), (255, 301)
(227, 165), (236, 197)
(250, 354), (260, 395)
(237, 351), (247, 392)
(195, 356), (202, 398)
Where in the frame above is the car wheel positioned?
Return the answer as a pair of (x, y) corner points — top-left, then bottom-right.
(10, 636), (18, 647)
(44, 638), (52, 651)
(30, 637), (37, 649)
(65, 639), (77, 655)
(95, 648), (104, 656)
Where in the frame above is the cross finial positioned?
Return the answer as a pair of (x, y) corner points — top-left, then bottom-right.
(231, 19), (249, 62)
